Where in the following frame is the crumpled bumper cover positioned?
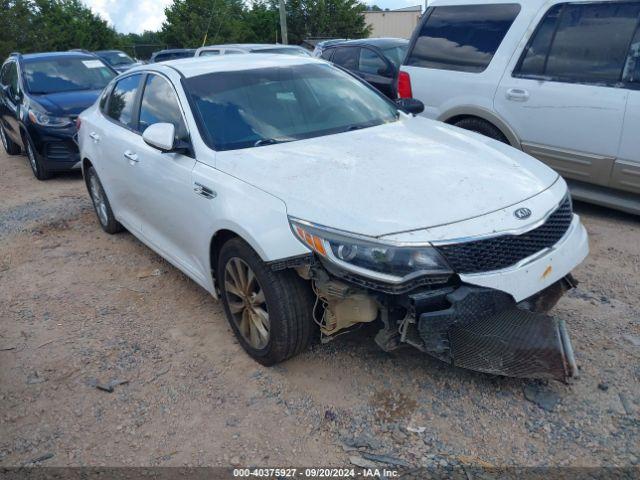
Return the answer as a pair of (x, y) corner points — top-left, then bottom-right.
(448, 308), (576, 381)
(416, 283), (577, 382)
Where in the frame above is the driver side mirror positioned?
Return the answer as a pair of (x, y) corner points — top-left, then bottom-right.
(142, 122), (175, 151)
(395, 98), (425, 116)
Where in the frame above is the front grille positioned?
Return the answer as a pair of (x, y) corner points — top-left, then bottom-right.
(46, 142), (77, 161)
(436, 197), (573, 274)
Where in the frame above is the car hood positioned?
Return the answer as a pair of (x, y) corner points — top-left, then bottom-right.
(215, 117), (559, 238)
(31, 89), (102, 117)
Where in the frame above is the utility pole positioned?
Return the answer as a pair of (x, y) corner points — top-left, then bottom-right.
(278, 0), (288, 45)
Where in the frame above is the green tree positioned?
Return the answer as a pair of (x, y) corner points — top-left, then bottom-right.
(276, 0), (370, 44)
(161, 0), (252, 48)
(0, 0), (120, 60)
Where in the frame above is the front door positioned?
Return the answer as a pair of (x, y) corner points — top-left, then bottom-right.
(130, 73), (208, 282)
(0, 62), (23, 147)
(495, 2), (640, 187)
(610, 26), (640, 195)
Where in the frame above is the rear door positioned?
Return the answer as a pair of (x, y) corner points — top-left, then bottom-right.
(331, 46), (361, 75)
(612, 25), (640, 194)
(98, 73), (145, 230)
(495, 2), (640, 187)
(357, 47), (395, 98)
(402, 3), (522, 119)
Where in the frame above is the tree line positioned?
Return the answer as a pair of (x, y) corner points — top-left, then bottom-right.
(0, 0), (370, 60)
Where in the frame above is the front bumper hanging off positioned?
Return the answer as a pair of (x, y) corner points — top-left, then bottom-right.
(375, 279), (578, 382)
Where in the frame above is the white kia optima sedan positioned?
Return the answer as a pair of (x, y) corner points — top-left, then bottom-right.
(78, 55), (588, 381)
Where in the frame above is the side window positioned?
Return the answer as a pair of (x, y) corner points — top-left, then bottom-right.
(0, 63), (10, 86)
(6, 63), (19, 97)
(99, 82), (112, 111)
(320, 48), (334, 60)
(138, 74), (188, 141)
(359, 49), (388, 75)
(200, 50), (220, 56)
(406, 4), (521, 73)
(518, 2), (640, 84)
(517, 4), (563, 76)
(106, 74), (142, 129)
(623, 27), (640, 83)
(332, 47), (360, 70)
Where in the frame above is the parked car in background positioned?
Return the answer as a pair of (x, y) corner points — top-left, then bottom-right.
(78, 54), (587, 381)
(312, 39), (347, 57)
(0, 51), (116, 179)
(195, 44), (311, 57)
(400, 0), (640, 215)
(321, 38), (409, 99)
(150, 49), (196, 63)
(95, 49), (143, 73)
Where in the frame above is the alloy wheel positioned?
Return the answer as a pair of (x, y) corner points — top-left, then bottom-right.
(26, 142), (38, 174)
(224, 257), (270, 350)
(0, 126), (7, 151)
(89, 174), (109, 226)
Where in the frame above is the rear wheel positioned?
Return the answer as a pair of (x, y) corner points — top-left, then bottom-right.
(86, 166), (123, 234)
(0, 124), (21, 155)
(218, 238), (315, 365)
(453, 117), (509, 145)
(25, 136), (52, 180)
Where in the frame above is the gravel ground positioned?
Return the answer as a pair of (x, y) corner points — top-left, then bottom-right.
(0, 149), (639, 471)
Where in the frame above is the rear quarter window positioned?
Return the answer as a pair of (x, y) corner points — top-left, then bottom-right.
(406, 3), (521, 73)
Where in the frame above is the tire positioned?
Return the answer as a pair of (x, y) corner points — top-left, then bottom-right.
(24, 135), (52, 180)
(0, 124), (21, 155)
(218, 238), (315, 366)
(453, 117), (509, 145)
(86, 166), (124, 234)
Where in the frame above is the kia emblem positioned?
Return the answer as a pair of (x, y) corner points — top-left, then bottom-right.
(514, 208), (532, 220)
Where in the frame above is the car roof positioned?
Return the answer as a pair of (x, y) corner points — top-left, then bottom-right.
(95, 50), (125, 54)
(154, 49), (196, 55)
(330, 38), (408, 48)
(200, 44), (304, 51)
(20, 51), (99, 62)
(133, 53), (323, 78)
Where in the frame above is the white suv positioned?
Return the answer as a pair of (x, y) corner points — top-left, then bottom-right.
(400, 0), (640, 214)
(78, 55), (587, 380)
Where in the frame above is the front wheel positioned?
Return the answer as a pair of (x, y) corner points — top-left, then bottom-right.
(25, 136), (52, 180)
(453, 118), (509, 145)
(218, 238), (315, 365)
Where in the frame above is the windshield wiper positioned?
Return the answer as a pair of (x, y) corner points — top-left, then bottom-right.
(254, 138), (292, 147)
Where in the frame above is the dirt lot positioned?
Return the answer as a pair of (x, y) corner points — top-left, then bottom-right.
(1, 149), (639, 470)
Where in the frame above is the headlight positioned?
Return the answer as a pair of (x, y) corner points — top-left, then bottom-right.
(28, 110), (72, 127)
(290, 218), (452, 284)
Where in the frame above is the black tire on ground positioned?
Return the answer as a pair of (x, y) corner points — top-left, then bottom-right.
(86, 166), (124, 234)
(218, 238), (315, 366)
(453, 117), (509, 145)
(24, 134), (52, 180)
(0, 124), (21, 155)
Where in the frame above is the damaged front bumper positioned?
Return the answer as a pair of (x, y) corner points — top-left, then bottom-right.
(382, 279), (578, 382)
(292, 214), (588, 382)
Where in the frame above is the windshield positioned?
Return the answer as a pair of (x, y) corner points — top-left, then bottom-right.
(24, 57), (116, 94)
(184, 63), (398, 151)
(382, 44), (409, 67)
(99, 51), (135, 66)
(254, 47), (311, 57)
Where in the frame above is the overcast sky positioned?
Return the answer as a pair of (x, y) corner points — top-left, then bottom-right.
(82, 0), (423, 34)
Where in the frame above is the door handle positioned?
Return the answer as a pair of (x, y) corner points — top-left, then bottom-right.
(124, 150), (139, 164)
(89, 132), (100, 142)
(506, 88), (530, 102)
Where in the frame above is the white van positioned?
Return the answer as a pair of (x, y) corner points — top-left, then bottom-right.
(400, 0), (640, 214)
